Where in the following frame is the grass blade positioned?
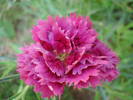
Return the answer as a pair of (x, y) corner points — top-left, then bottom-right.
(0, 74), (19, 83)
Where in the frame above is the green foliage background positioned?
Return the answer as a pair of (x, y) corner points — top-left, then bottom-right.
(0, 0), (133, 100)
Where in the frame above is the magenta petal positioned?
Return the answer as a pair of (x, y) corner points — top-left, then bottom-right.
(48, 82), (64, 96)
(72, 63), (89, 75)
(75, 81), (89, 88)
(99, 68), (119, 82)
(32, 26), (40, 42)
(40, 41), (53, 51)
(52, 25), (72, 54)
(89, 76), (101, 88)
(65, 47), (85, 73)
(73, 29), (97, 48)
(34, 84), (54, 98)
(65, 68), (99, 86)
(44, 53), (65, 76)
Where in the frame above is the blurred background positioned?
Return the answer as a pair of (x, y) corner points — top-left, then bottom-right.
(0, 0), (133, 100)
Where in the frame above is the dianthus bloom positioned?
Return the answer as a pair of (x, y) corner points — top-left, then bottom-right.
(17, 13), (119, 98)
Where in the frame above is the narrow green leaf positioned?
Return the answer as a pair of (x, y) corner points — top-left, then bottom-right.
(0, 74), (19, 83)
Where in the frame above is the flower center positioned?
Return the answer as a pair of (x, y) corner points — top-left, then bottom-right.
(57, 53), (67, 61)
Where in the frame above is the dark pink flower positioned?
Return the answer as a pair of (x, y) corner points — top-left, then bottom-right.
(17, 13), (119, 98)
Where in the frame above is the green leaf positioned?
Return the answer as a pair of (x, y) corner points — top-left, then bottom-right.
(0, 74), (19, 83)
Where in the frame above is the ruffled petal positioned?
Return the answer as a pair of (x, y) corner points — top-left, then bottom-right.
(44, 52), (65, 76)
(65, 47), (85, 73)
(65, 68), (99, 86)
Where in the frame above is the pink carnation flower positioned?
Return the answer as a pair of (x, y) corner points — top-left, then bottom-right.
(17, 13), (119, 98)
